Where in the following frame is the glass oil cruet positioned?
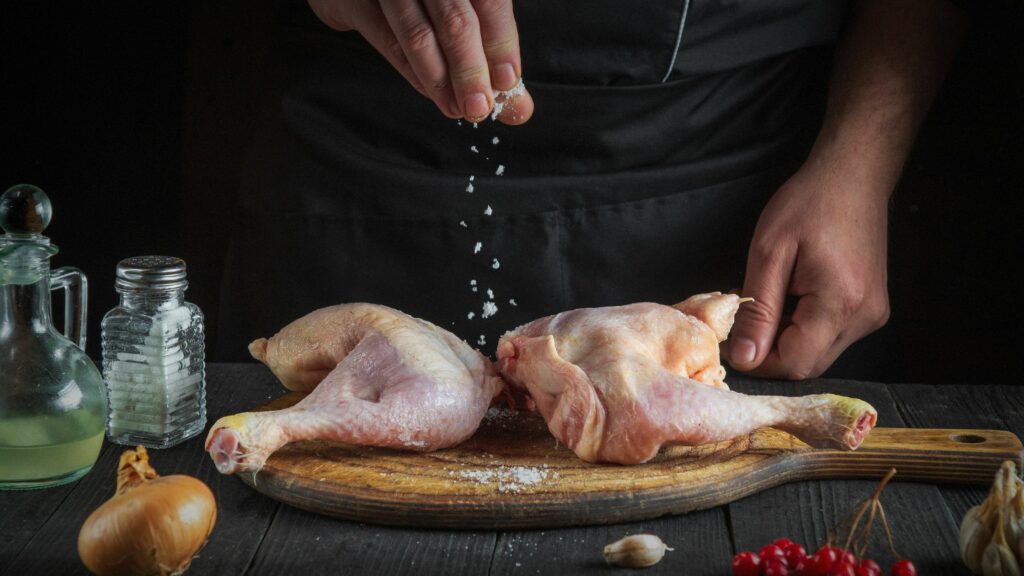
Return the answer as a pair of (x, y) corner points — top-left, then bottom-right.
(0, 184), (107, 490)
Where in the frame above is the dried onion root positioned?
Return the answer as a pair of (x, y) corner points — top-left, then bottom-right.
(78, 446), (217, 576)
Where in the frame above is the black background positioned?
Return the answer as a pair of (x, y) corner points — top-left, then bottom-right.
(2, 1), (1021, 383)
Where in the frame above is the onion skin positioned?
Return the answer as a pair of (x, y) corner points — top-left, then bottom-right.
(78, 448), (217, 576)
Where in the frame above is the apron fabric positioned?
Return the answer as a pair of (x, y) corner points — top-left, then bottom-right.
(216, 1), (846, 360)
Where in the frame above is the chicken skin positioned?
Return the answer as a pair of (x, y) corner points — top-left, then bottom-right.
(206, 304), (504, 474)
(497, 293), (877, 465)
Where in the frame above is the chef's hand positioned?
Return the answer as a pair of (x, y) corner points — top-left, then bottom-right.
(721, 0), (964, 379)
(722, 164), (891, 380)
(308, 0), (534, 124)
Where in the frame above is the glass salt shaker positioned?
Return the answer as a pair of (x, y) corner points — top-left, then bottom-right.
(101, 256), (206, 448)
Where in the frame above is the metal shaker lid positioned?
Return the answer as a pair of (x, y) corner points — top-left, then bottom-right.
(115, 255), (188, 291)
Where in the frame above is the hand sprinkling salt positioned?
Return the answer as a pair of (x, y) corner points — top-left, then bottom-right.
(473, 242), (482, 254)
(484, 205), (493, 216)
(495, 165), (505, 176)
(492, 258), (500, 269)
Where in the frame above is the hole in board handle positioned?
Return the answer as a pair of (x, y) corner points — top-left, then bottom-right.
(951, 434), (986, 444)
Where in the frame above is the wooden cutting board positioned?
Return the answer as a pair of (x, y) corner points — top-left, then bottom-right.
(236, 393), (1023, 529)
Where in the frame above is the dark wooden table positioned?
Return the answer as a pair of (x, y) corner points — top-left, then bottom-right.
(3, 364), (1019, 575)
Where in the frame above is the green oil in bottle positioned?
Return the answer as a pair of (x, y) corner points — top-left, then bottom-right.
(0, 411), (106, 489)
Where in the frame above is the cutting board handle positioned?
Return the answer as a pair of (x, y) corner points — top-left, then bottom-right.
(793, 427), (1023, 484)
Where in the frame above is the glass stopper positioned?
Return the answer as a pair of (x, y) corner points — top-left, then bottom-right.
(0, 184), (52, 236)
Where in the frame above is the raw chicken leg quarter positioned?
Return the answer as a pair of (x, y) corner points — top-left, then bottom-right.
(497, 293), (877, 465)
(206, 304), (504, 474)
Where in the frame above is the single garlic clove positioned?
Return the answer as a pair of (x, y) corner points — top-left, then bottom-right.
(963, 505), (994, 574)
(603, 534), (673, 568)
(981, 540), (1021, 576)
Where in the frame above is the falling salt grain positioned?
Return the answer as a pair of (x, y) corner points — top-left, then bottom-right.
(470, 175), (475, 181)
(466, 182), (474, 193)
(472, 122), (478, 129)
(487, 288), (494, 299)
(509, 298), (517, 306)
(474, 242), (482, 254)
(459, 220), (468, 228)
(495, 165), (505, 176)
(484, 205), (493, 216)
(477, 335), (486, 346)
(492, 258), (501, 269)
(467, 312), (475, 320)
(482, 301), (498, 319)
(470, 145), (479, 154)
(492, 136), (500, 145)
(470, 279), (477, 286)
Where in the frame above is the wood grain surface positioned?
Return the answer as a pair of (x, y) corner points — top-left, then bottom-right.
(236, 392), (1023, 529)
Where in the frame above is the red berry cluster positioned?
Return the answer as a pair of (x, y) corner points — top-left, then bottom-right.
(731, 538), (916, 576)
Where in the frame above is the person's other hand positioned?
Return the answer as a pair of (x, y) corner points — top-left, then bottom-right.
(308, 0), (534, 124)
(722, 163), (891, 379)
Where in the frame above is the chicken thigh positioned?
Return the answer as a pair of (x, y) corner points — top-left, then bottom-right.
(497, 293), (877, 465)
(206, 304), (504, 474)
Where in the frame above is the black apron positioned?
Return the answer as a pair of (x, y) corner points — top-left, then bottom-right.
(216, 0), (847, 360)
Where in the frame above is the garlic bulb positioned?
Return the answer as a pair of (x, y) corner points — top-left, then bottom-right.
(603, 534), (673, 568)
(963, 506), (994, 573)
(981, 509), (1021, 576)
(962, 460), (1024, 574)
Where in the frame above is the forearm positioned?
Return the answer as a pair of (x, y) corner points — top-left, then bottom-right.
(806, 0), (967, 197)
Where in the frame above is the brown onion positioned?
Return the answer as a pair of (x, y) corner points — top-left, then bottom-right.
(78, 446), (217, 576)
